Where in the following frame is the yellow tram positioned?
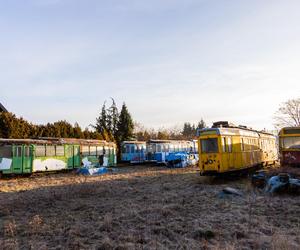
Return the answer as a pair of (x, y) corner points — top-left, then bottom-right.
(278, 127), (300, 166)
(198, 121), (277, 175)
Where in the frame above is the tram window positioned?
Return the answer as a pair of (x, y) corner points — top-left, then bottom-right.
(241, 138), (245, 151)
(122, 145), (126, 153)
(24, 146), (31, 157)
(157, 145), (162, 153)
(131, 145), (135, 154)
(82, 146), (89, 156)
(46, 146), (55, 157)
(97, 146), (104, 156)
(13, 146), (22, 157)
(284, 128), (300, 134)
(228, 137), (232, 153)
(222, 138), (226, 152)
(55, 146), (64, 156)
(35, 145), (46, 157)
(0, 145), (12, 158)
(200, 138), (218, 153)
(90, 146), (97, 156)
(283, 137), (300, 149)
(105, 147), (109, 155)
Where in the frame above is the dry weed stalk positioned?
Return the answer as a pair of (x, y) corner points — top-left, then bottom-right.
(102, 213), (113, 232)
(247, 190), (257, 232)
(4, 220), (17, 238)
(29, 215), (43, 234)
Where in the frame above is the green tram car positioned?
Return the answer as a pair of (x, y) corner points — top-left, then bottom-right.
(0, 138), (117, 177)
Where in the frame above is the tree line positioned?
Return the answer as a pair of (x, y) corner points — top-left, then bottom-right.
(133, 119), (206, 141)
(1, 97), (298, 142)
(0, 99), (135, 142)
(0, 99), (206, 143)
(0, 112), (101, 139)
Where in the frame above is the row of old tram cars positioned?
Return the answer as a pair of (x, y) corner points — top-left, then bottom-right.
(0, 122), (299, 177)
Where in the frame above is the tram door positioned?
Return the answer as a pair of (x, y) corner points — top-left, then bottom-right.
(12, 145), (23, 174)
(67, 145), (81, 168)
(22, 145), (32, 173)
(221, 137), (233, 170)
(73, 145), (81, 168)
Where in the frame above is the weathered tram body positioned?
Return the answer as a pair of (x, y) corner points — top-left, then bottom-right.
(198, 122), (277, 175)
(279, 127), (300, 166)
(0, 138), (117, 177)
(121, 141), (146, 164)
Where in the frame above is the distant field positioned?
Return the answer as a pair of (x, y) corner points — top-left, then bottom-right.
(0, 165), (300, 249)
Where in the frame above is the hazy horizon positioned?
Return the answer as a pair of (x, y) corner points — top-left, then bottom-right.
(1, 0), (299, 131)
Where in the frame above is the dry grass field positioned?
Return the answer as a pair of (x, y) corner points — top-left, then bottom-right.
(1, 165), (300, 250)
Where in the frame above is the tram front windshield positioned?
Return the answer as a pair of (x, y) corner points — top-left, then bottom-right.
(200, 138), (219, 153)
(282, 137), (300, 149)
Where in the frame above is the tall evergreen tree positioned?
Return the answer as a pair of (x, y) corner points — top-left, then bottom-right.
(95, 101), (112, 140)
(197, 118), (206, 130)
(182, 122), (193, 138)
(116, 103), (134, 142)
(73, 122), (84, 138)
(108, 98), (119, 138)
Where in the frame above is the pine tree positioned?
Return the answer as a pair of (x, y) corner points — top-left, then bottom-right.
(197, 118), (206, 130)
(182, 122), (193, 139)
(95, 101), (113, 140)
(83, 128), (91, 139)
(116, 103), (134, 142)
(73, 122), (84, 138)
(108, 98), (119, 138)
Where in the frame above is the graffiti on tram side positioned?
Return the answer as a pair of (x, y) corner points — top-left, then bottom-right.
(0, 158), (12, 170)
(33, 159), (67, 172)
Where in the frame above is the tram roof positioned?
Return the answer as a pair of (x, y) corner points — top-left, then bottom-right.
(0, 138), (116, 146)
(39, 137), (114, 145)
(122, 141), (146, 144)
(0, 138), (53, 145)
(147, 139), (192, 144)
(199, 127), (274, 137)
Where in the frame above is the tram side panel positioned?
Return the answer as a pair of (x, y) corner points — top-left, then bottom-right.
(32, 144), (71, 172)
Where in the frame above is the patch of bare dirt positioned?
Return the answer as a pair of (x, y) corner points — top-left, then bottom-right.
(0, 165), (300, 249)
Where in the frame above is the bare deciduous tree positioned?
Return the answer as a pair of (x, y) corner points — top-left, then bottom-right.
(274, 98), (300, 128)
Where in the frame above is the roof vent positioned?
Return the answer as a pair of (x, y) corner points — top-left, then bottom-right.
(212, 121), (235, 128)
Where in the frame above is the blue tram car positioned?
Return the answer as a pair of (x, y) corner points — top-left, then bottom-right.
(121, 141), (147, 164)
(146, 139), (198, 164)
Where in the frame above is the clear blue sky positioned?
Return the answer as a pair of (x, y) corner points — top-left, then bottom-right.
(1, 0), (299, 130)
